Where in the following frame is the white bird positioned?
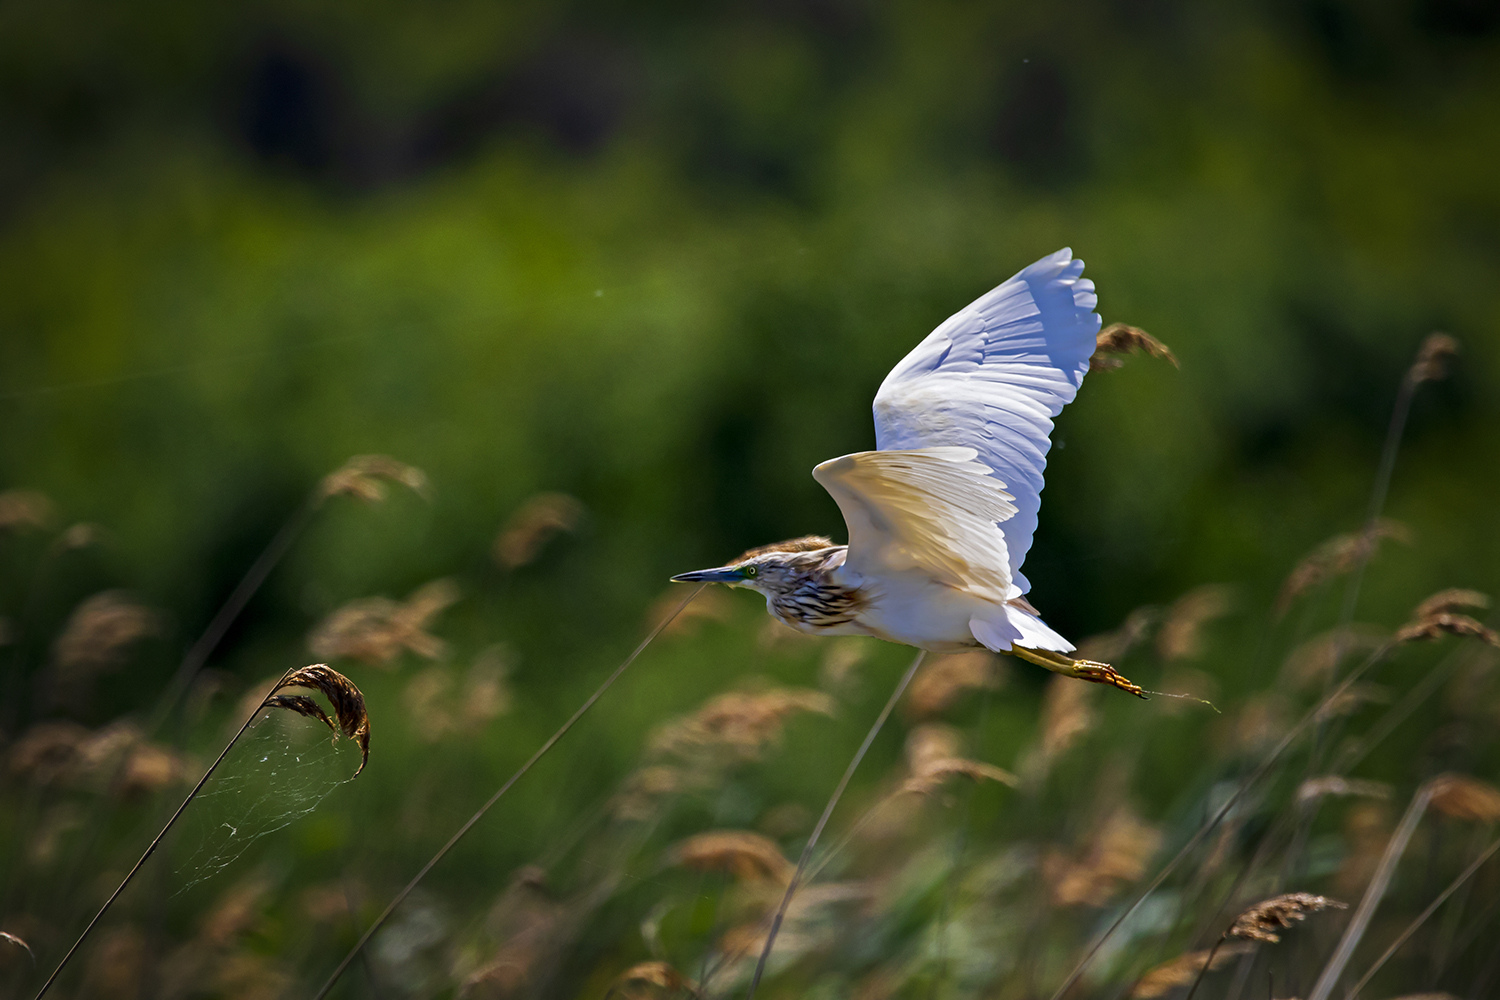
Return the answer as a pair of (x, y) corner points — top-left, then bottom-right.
(673, 248), (1143, 696)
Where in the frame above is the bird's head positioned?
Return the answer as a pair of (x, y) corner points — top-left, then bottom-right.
(670, 535), (837, 596)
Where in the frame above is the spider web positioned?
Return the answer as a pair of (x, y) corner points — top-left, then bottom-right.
(171, 709), (360, 893)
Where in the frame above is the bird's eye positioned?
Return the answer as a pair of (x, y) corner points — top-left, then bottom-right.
(743, 565), (758, 578)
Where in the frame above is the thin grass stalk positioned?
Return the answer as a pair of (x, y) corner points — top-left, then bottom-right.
(30, 663), (300, 999)
(745, 649), (927, 1000)
(1306, 779), (1439, 1000)
(1342, 835), (1500, 999)
(1327, 363), (1418, 673)
(1048, 639), (1399, 1000)
(310, 584), (705, 1000)
(1299, 350), (1424, 889)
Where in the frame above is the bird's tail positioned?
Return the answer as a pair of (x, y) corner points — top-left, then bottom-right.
(969, 604), (1075, 654)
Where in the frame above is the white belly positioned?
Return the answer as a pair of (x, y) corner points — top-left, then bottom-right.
(834, 567), (1000, 652)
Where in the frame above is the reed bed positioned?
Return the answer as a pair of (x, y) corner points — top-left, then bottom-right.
(1, 335), (1498, 1000)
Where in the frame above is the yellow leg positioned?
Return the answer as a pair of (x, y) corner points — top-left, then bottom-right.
(1009, 645), (1147, 699)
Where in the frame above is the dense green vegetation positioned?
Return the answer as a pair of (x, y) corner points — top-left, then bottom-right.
(2, 2), (1498, 997)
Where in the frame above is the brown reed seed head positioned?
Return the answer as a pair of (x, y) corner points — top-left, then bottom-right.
(667, 830), (795, 884)
(905, 650), (1005, 718)
(51, 591), (164, 681)
(267, 664), (370, 775)
(901, 757), (1018, 797)
(1075, 606), (1158, 663)
(1044, 808), (1161, 907)
(1089, 323), (1180, 372)
(1409, 332), (1459, 384)
(1131, 943), (1253, 998)
(1395, 612), (1500, 648)
(1156, 584), (1235, 662)
(1427, 773), (1500, 823)
(0, 489), (56, 531)
(1414, 588), (1490, 620)
(1280, 625), (1388, 690)
(309, 578), (459, 665)
(318, 454), (431, 504)
(1275, 519), (1411, 617)
(493, 492), (586, 569)
(649, 687), (835, 761)
(0, 931), (33, 965)
(1227, 892), (1346, 943)
(610, 961), (700, 997)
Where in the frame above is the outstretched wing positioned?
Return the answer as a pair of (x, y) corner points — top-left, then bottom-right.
(812, 447), (1019, 604)
(871, 248), (1099, 593)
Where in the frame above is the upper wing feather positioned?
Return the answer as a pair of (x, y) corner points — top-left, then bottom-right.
(812, 447), (1019, 604)
(871, 248), (1099, 593)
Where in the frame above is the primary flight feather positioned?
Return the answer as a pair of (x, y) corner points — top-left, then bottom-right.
(674, 248), (1143, 696)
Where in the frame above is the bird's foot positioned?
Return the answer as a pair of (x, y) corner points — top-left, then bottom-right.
(1068, 658), (1147, 699)
(1009, 646), (1147, 700)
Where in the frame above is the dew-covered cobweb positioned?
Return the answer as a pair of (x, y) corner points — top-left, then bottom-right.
(172, 708), (360, 892)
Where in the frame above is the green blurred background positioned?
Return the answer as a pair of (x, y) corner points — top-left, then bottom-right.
(2, 0), (1499, 996)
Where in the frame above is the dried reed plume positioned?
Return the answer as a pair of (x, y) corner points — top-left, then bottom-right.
(1408, 332), (1459, 384)
(1281, 625), (1388, 689)
(1043, 807), (1161, 907)
(648, 686), (835, 761)
(1157, 585), (1235, 661)
(0, 488), (55, 531)
(0, 931), (34, 965)
(1228, 892), (1346, 943)
(608, 961), (700, 998)
(1131, 943), (1251, 998)
(265, 663), (372, 775)
(1019, 674), (1097, 783)
(404, 648), (512, 742)
(318, 454), (431, 504)
(1426, 773), (1500, 823)
(894, 723), (1018, 799)
(50, 591), (163, 682)
(901, 756), (1017, 797)
(5, 719), (188, 797)
(309, 578), (460, 666)
(1276, 519), (1412, 617)
(494, 492), (586, 569)
(1076, 607), (1158, 663)
(1090, 323), (1180, 372)
(668, 831), (796, 884)
(647, 584), (732, 636)
(1395, 610), (1500, 648)
(1414, 588), (1490, 619)
(904, 650), (1006, 718)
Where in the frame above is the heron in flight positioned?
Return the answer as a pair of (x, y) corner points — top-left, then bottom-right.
(672, 249), (1143, 697)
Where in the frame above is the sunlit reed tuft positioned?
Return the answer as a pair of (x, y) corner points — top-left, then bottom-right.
(318, 454), (431, 504)
(309, 578), (460, 666)
(266, 663), (371, 774)
(1228, 892), (1346, 943)
(1090, 323), (1180, 371)
(1276, 520), (1411, 617)
(493, 492), (586, 569)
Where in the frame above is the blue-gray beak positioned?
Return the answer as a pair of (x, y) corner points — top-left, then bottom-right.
(670, 566), (743, 583)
